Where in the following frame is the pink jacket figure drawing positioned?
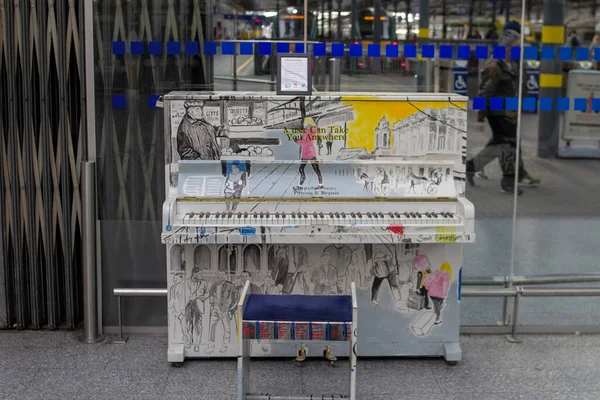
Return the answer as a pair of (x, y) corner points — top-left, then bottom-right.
(412, 254), (431, 272)
(293, 117), (324, 191)
(424, 270), (450, 299)
(296, 127), (318, 159)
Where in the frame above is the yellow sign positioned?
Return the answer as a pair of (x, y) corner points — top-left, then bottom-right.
(436, 226), (457, 243)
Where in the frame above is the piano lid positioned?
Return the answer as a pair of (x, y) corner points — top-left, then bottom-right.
(177, 160), (456, 200)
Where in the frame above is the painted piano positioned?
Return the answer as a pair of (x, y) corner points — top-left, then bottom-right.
(161, 91), (474, 364)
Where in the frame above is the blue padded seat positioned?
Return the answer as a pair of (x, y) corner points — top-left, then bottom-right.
(243, 294), (352, 322)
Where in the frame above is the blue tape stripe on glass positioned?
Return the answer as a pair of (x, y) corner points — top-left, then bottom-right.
(422, 44), (434, 58)
(255, 321), (259, 339)
(472, 97), (485, 110)
(593, 98), (600, 112)
(368, 44), (380, 57)
(595, 48), (600, 61)
(457, 45), (470, 59)
(240, 42), (253, 55)
(309, 322), (313, 340)
(112, 41), (126, 55)
(524, 46), (537, 60)
(439, 45), (453, 59)
(332, 43), (345, 57)
(313, 43), (326, 56)
(204, 41), (217, 55)
(575, 47), (589, 61)
(510, 47), (520, 60)
(294, 43), (305, 53)
(185, 41), (199, 55)
(559, 47), (572, 61)
(167, 41), (180, 55)
(274, 322), (278, 340)
(557, 98), (570, 111)
(385, 44), (399, 58)
(112, 95), (126, 109)
(404, 44), (417, 58)
(574, 98), (587, 111)
(148, 41), (162, 55)
(505, 97), (518, 111)
(130, 41), (144, 55)
(277, 42), (290, 54)
(222, 41), (235, 55)
(493, 46), (506, 59)
(291, 322), (295, 340)
(475, 46), (488, 59)
(490, 97), (503, 111)
(350, 43), (362, 57)
(539, 97), (552, 111)
(148, 95), (161, 109)
(523, 97), (536, 111)
(258, 42), (272, 55)
(541, 46), (554, 60)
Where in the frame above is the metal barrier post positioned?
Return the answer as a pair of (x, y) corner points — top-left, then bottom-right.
(114, 295), (128, 344)
(81, 161), (103, 343)
(328, 58), (341, 91)
(506, 287), (522, 343)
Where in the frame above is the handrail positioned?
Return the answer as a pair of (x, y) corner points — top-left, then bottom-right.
(463, 274), (600, 286)
(113, 285), (600, 345)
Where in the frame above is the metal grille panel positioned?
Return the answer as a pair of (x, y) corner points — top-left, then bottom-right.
(0, 0), (84, 329)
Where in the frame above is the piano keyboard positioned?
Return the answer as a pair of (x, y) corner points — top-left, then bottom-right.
(180, 211), (461, 227)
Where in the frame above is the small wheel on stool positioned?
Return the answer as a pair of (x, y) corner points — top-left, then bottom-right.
(446, 360), (459, 366)
(170, 362), (184, 368)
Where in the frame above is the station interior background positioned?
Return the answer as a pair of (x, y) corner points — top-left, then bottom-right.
(1, 0), (599, 336)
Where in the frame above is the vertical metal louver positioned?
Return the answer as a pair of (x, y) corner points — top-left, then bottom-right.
(0, 0), (85, 330)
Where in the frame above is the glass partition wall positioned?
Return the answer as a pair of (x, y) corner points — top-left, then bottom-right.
(94, 0), (599, 330)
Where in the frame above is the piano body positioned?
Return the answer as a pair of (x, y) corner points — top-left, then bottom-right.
(161, 91), (474, 363)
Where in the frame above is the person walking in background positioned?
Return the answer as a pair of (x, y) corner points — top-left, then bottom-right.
(466, 26), (541, 194)
(566, 30), (580, 48)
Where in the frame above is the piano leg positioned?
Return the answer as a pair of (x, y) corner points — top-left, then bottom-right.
(443, 342), (462, 365)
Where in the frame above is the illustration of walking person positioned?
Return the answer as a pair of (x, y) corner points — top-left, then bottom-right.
(224, 162), (247, 212)
(206, 272), (236, 353)
(326, 140), (333, 155)
(370, 252), (400, 305)
(411, 261), (452, 336)
(177, 100), (228, 160)
(414, 255), (432, 310)
(293, 117), (324, 191)
(323, 244), (357, 294)
(168, 272), (186, 340)
(311, 253), (338, 295)
(270, 245), (289, 288)
(184, 267), (208, 347)
(424, 262), (452, 325)
(394, 260), (413, 311)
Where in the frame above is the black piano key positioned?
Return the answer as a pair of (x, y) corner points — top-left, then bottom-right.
(357, 212), (362, 218)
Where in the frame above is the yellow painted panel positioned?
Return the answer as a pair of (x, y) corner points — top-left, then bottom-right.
(540, 73), (563, 88)
(418, 28), (429, 39)
(541, 26), (565, 44)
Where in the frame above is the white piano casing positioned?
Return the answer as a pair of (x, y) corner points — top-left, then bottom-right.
(162, 92), (474, 362)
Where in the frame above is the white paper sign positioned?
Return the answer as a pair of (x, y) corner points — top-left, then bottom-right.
(280, 57), (309, 93)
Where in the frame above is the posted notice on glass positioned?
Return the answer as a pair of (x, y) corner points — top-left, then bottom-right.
(280, 57), (309, 93)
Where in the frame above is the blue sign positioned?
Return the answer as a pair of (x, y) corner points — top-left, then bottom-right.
(453, 67), (468, 95)
(223, 14), (266, 21)
(526, 68), (540, 96)
(525, 67), (540, 112)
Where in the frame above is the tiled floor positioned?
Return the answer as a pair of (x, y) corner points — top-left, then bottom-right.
(1, 331), (599, 399)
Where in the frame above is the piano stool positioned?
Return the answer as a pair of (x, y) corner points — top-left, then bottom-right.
(236, 281), (359, 400)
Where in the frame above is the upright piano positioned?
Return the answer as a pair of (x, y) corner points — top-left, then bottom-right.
(161, 92), (475, 364)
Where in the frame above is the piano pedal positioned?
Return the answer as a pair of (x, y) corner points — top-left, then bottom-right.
(323, 345), (337, 364)
(295, 345), (307, 363)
